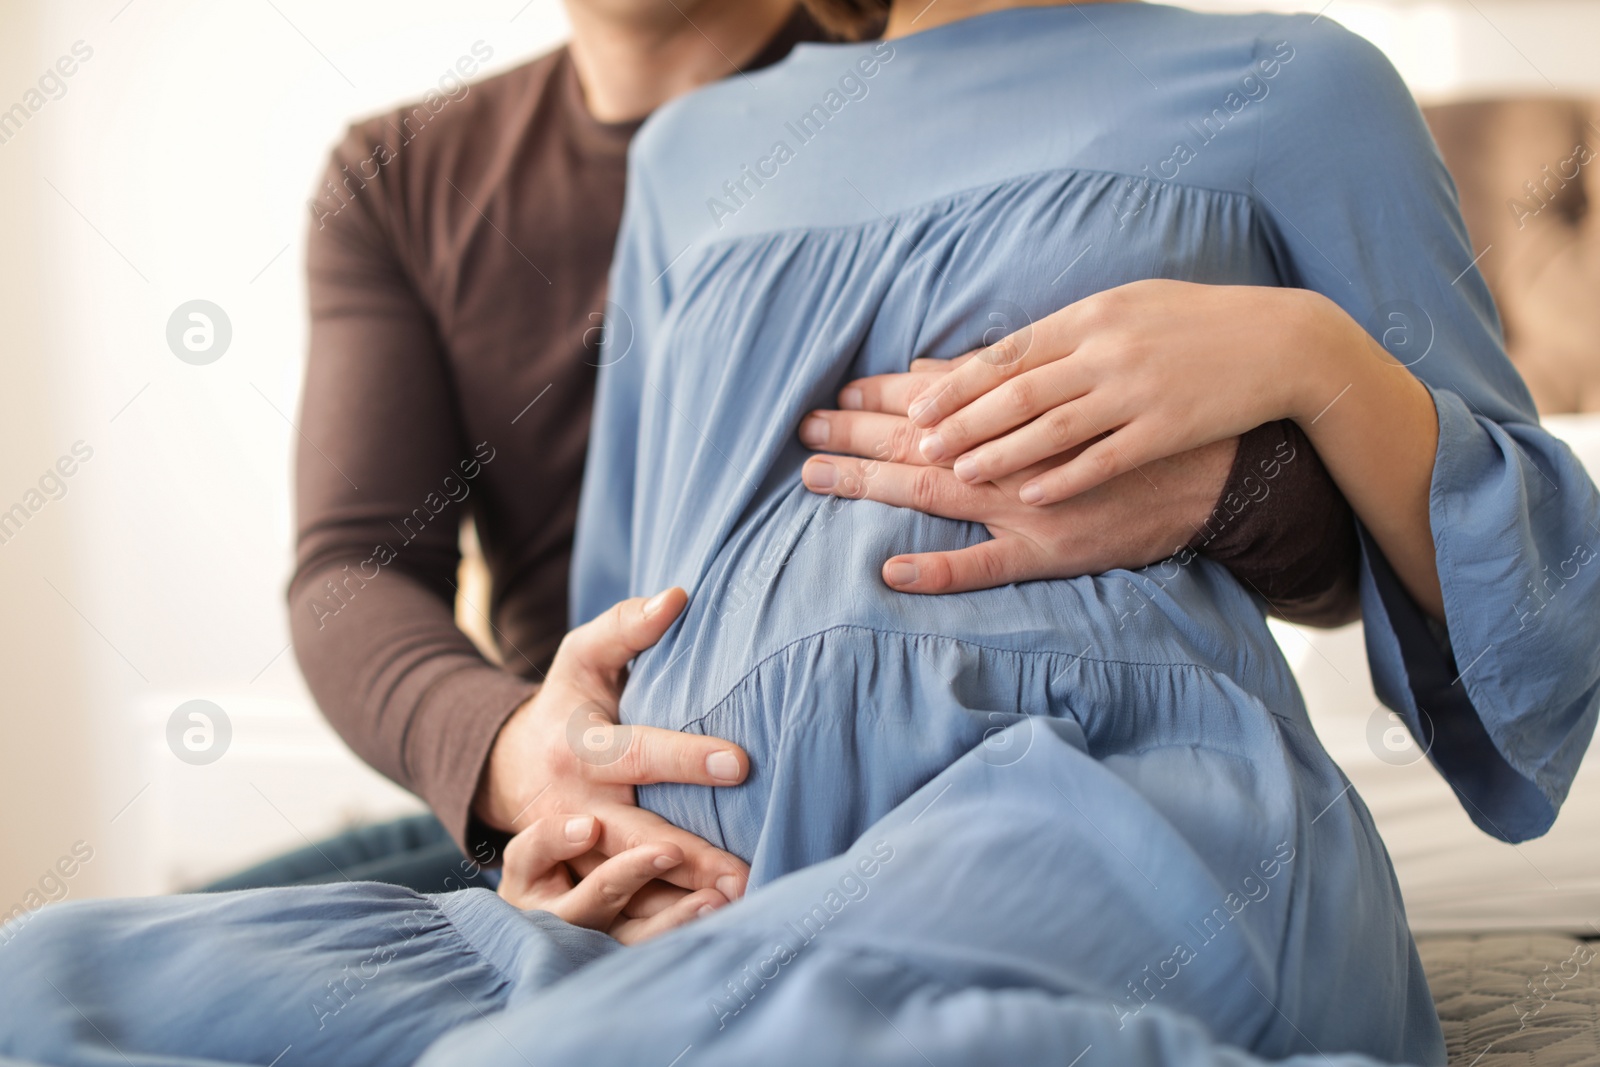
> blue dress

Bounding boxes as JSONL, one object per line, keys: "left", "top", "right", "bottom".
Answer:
{"left": 3, "top": 8, "right": 1596, "bottom": 1067}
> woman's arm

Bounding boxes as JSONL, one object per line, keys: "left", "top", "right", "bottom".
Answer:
{"left": 1287, "top": 291, "right": 1443, "bottom": 620}
{"left": 888, "top": 281, "right": 1443, "bottom": 619}
{"left": 884, "top": 17, "right": 1600, "bottom": 843}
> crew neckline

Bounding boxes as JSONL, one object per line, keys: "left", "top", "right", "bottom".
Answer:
{"left": 557, "top": 6, "right": 828, "bottom": 156}
{"left": 556, "top": 49, "right": 643, "bottom": 158}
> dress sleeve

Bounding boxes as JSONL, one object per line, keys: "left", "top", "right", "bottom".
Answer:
{"left": 1250, "top": 18, "right": 1600, "bottom": 841}
{"left": 570, "top": 153, "right": 672, "bottom": 628}
{"left": 293, "top": 127, "right": 538, "bottom": 858}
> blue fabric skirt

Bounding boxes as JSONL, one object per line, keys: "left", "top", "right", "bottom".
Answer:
{"left": 0, "top": 719, "right": 1441, "bottom": 1066}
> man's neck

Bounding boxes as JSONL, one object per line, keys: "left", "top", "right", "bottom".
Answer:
{"left": 885, "top": 0, "right": 1131, "bottom": 39}
{"left": 566, "top": 0, "right": 797, "bottom": 123}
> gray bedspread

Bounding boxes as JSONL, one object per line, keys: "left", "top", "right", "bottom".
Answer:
{"left": 1420, "top": 934, "right": 1600, "bottom": 1066}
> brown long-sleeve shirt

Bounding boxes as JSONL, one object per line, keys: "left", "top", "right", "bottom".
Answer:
{"left": 290, "top": 14, "right": 1358, "bottom": 858}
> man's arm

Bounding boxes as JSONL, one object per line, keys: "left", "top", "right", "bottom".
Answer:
{"left": 1189, "top": 419, "right": 1360, "bottom": 627}
{"left": 292, "top": 131, "right": 749, "bottom": 900}
{"left": 798, "top": 360, "right": 1358, "bottom": 624}
{"left": 294, "top": 131, "right": 526, "bottom": 857}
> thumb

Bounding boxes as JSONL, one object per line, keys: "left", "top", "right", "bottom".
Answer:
{"left": 881, "top": 540, "right": 1045, "bottom": 595}
{"left": 555, "top": 588, "right": 688, "bottom": 680}
{"left": 499, "top": 814, "right": 601, "bottom": 899}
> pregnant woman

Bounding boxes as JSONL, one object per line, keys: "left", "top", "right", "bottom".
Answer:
{"left": 5, "top": 3, "right": 1597, "bottom": 1066}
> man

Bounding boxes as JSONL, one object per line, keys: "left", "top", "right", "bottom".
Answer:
{"left": 272, "top": 0, "right": 1355, "bottom": 932}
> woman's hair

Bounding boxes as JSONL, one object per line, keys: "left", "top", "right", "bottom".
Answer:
{"left": 802, "top": 0, "right": 891, "bottom": 40}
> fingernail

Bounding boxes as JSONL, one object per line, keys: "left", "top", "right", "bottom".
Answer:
{"left": 802, "top": 458, "right": 836, "bottom": 490}
{"left": 706, "top": 750, "right": 741, "bottom": 782}
{"left": 643, "top": 591, "right": 671, "bottom": 617}
{"left": 716, "top": 874, "right": 744, "bottom": 901}
{"left": 953, "top": 455, "right": 979, "bottom": 482}
{"left": 564, "top": 815, "right": 595, "bottom": 842}
{"left": 908, "top": 397, "right": 935, "bottom": 425}
{"left": 839, "top": 387, "right": 863, "bottom": 410}
{"left": 798, "top": 415, "right": 830, "bottom": 448}
{"left": 653, "top": 853, "right": 680, "bottom": 872}
{"left": 884, "top": 560, "right": 918, "bottom": 587}
{"left": 919, "top": 433, "right": 947, "bottom": 462}
{"left": 1019, "top": 483, "right": 1045, "bottom": 505}
{"left": 697, "top": 903, "right": 720, "bottom": 918}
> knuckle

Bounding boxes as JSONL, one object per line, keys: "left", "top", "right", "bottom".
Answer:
{"left": 611, "top": 734, "right": 650, "bottom": 778}
{"left": 1042, "top": 408, "right": 1076, "bottom": 448}
{"left": 503, "top": 832, "right": 532, "bottom": 869}
{"left": 677, "top": 741, "right": 708, "bottom": 782}
{"left": 1099, "top": 285, "right": 1131, "bottom": 312}
{"left": 1004, "top": 377, "right": 1036, "bottom": 417}
{"left": 837, "top": 462, "right": 868, "bottom": 499}
{"left": 503, "top": 827, "right": 549, "bottom": 875}
{"left": 1118, "top": 335, "right": 1150, "bottom": 370}
{"left": 567, "top": 705, "right": 631, "bottom": 769}
{"left": 548, "top": 722, "right": 585, "bottom": 776}
{"left": 886, "top": 423, "right": 919, "bottom": 464}
{"left": 1081, "top": 291, "right": 1119, "bottom": 329}
{"left": 1088, "top": 448, "right": 1120, "bottom": 480}
{"left": 985, "top": 334, "right": 1024, "bottom": 369}
{"left": 977, "top": 549, "right": 1010, "bottom": 585}
{"left": 552, "top": 630, "right": 581, "bottom": 665}
{"left": 910, "top": 467, "right": 945, "bottom": 512}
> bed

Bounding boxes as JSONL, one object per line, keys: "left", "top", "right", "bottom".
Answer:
{"left": 1284, "top": 414, "right": 1600, "bottom": 1066}
{"left": 1272, "top": 95, "right": 1600, "bottom": 1064}
{"left": 1421, "top": 934, "right": 1600, "bottom": 1066}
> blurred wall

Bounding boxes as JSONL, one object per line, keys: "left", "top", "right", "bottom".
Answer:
{"left": 1186, "top": 0, "right": 1600, "bottom": 101}
{"left": 0, "top": 0, "right": 571, "bottom": 908}
{"left": 0, "top": 1, "right": 100, "bottom": 910}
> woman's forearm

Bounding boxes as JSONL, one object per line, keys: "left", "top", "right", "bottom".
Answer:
{"left": 874, "top": 279, "right": 1448, "bottom": 622}
{"left": 1288, "top": 292, "right": 1445, "bottom": 621}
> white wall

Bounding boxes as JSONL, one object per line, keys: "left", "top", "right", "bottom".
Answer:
{"left": 0, "top": 0, "right": 1596, "bottom": 909}
{"left": 0, "top": 0, "right": 572, "bottom": 908}
{"left": 0, "top": 0, "right": 101, "bottom": 914}
{"left": 1183, "top": 0, "right": 1600, "bottom": 101}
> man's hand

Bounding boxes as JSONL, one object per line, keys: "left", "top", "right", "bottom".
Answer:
{"left": 497, "top": 813, "right": 730, "bottom": 945}
{"left": 798, "top": 358, "right": 1237, "bottom": 592}
{"left": 474, "top": 589, "right": 750, "bottom": 903}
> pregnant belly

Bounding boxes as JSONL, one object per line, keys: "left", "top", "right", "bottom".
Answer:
{"left": 619, "top": 484, "right": 1294, "bottom": 885}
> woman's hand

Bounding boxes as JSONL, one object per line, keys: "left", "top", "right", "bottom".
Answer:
{"left": 474, "top": 589, "right": 752, "bottom": 902}
{"left": 886, "top": 279, "right": 1444, "bottom": 619}
{"left": 902, "top": 280, "right": 1327, "bottom": 505}
{"left": 798, "top": 358, "right": 1237, "bottom": 592}
{"left": 497, "top": 814, "right": 730, "bottom": 945}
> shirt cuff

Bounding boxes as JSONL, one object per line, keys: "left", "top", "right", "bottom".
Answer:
{"left": 1188, "top": 419, "right": 1359, "bottom": 616}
